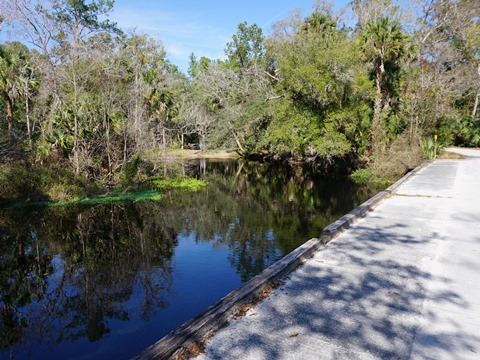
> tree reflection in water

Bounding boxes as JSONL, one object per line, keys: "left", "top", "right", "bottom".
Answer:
{"left": 0, "top": 203, "right": 176, "bottom": 358}
{"left": 0, "top": 160, "right": 378, "bottom": 359}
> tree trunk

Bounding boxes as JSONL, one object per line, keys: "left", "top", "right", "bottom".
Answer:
{"left": 25, "top": 90, "right": 31, "bottom": 139}
{"left": 372, "top": 65, "right": 383, "bottom": 149}
{"left": 71, "top": 60, "right": 80, "bottom": 175}
{"left": 5, "top": 93, "right": 14, "bottom": 134}
{"left": 105, "top": 111, "right": 113, "bottom": 178}
{"left": 123, "top": 130, "right": 128, "bottom": 164}
{"left": 134, "top": 71, "right": 139, "bottom": 144}
{"left": 474, "top": 64, "right": 480, "bottom": 121}
{"left": 73, "top": 112, "right": 80, "bottom": 174}
{"left": 472, "top": 90, "right": 479, "bottom": 121}
{"left": 232, "top": 131, "right": 244, "bottom": 152}
{"left": 372, "top": 59, "right": 385, "bottom": 153}
{"left": 201, "top": 134, "right": 206, "bottom": 152}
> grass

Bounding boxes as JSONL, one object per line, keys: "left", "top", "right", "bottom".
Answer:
{"left": 438, "top": 150, "right": 464, "bottom": 159}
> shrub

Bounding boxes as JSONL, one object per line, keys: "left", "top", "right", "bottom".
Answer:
{"left": 421, "top": 137, "right": 436, "bottom": 160}
{"left": 350, "top": 168, "right": 370, "bottom": 184}
{"left": 121, "top": 155, "right": 141, "bottom": 187}
{"left": 456, "top": 116, "right": 480, "bottom": 147}
{"left": 352, "top": 133, "right": 423, "bottom": 188}
{"left": 0, "top": 162, "right": 99, "bottom": 204}
{"left": 0, "top": 162, "right": 45, "bottom": 202}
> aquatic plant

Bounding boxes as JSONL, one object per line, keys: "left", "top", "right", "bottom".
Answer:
{"left": 8, "top": 190, "right": 162, "bottom": 209}
{"left": 150, "top": 176, "right": 207, "bottom": 192}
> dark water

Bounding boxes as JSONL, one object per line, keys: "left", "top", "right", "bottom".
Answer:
{"left": 0, "top": 160, "right": 379, "bottom": 360}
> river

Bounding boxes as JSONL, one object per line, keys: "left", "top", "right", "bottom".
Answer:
{"left": 0, "top": 159, "right": 379, "bottom": 360}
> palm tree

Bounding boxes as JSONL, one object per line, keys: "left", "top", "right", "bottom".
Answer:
{"left": 360, "top": 17, "right": 410, "bottom": 149}
{"left": 0, "top": 45, "right": 18, "bottom": 134}
{"left": 19, "top": 62, "right": 39, "bottom": 140}
{"left": 0, "top": 43, "right": 29, "bottom": 136}
{"left": 302, "top": 12, "right": 337, "bottom": 36}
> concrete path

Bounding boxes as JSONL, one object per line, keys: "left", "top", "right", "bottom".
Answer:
{"left": 196, "top": 148, "right": 480, "bottom": 360}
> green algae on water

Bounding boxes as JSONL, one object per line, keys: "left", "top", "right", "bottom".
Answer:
{"left": 150, "top": 177, "right": 207, "bottom": 192}
{"left": 3, "top": 177, "right": 207, "bottom": 210}
{"left": 8, "top": 190, "right": 161, "bottom": 209}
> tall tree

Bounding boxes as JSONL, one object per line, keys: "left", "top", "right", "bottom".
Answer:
{"left": 360, "top": 16, "right": 411, "bottom": 150}
{"left": 260, "top": 11, "right": 370, "bottom": 159}
{"left": 0, "top": 43, "right": 30, "bottom": 135}
{"left": 45, "top": 0, "right": 119, "bottom": 173}
{"left": 122, "top": 32, "right": 168, "bottom": 152}
{"left": 352, "top": 0, "right": 403, "bottom": 28}
{"left": 412, "top": 0, "right": 480, "bottom": 146}
{"left": 225, "top": 22, "right": 265, "bottom": 74}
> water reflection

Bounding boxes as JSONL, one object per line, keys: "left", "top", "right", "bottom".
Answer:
{"left": 0, "top": 160, "right": 378, "bottom": 359}
{"left": 0, "top": 203, "right": 176, "bottom": 359}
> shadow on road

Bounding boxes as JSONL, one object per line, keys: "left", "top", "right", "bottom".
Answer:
{"left": 201, "top": 216, "right": 479, "bottom": 359}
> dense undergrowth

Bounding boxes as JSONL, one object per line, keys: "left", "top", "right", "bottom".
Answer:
{"left": 351, "top": 134, "right": 425, "bottom": 187}
{"left": 0, "top": 161, "right": 97, "bottom": 204}
{"left": 0, "top": 159, "right": 206, "bottom": 208}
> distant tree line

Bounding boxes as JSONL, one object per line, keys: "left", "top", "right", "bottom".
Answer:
{"left": 0, "top": 0, "right": 479, "bottom": 185}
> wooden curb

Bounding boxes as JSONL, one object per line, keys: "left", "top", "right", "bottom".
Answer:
{"left": 133, "top": 161, "right": 431, "bottom": 360}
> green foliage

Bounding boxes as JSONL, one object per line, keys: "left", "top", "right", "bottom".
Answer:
{"left": 421, "top": 137, "right": 436, "bottom": 160}
{"left": 274, "top": 15, "right": 354, "bottom": 112}
{"left": 350, "top": 167, "right": 393, "bottom": 188}
{"left": 350, "top": 168, "right": 370, "bottom": 184}
{"left": 48, "top": 0, "right": 120, "bottom": 37}
{"left": 41, "top": 166, "right": 91, "bottom": 201}
{"left": 0, "top": 163, "right": 45, "bottom": 202}
{"left": 225, "top": 22, "right": 265, "bottom": 73}
{"left": 149, "top": 176, "right": 207, "bottom": 192}
{"left": 256, "top": 11, "right": 372, "bottom": 160}
{"left": 0, "top": 162, "right": 97, "bottom": 204}
{"left": 456, "top": 116, "right": 480, "bottom": 147}
{"left": 329, "top": 102, "right": 373, "bottom": 154}
{"left": 360, "top": 16, "right": 414, "bottom": 150}
{"left": 0, "top": 42, "right": 33, "bottom": 133}
{"left": 121, "top": 155, "right": 142, "bottom": 187}
{"left": 360, "top": 17, "right": 412, "bottom": 66}
{"left": 260, "top": 100, "right": 351, "bottom": 158}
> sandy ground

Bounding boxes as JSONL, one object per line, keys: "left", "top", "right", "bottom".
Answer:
{"left": 147, "top": 149, "right": 240, "bottom": 160}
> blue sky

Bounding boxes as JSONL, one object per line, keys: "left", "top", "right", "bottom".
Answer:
{"left": 109, "top": 0, "right": 350, "bottom": 73}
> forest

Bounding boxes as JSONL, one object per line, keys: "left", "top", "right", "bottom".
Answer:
{"left": 0, "top": 0, "right": 479, "bottom": 202}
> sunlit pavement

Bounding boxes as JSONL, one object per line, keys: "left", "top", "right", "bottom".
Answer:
{"left": 196, "top": 148, "right": 480, "bottom": 360}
